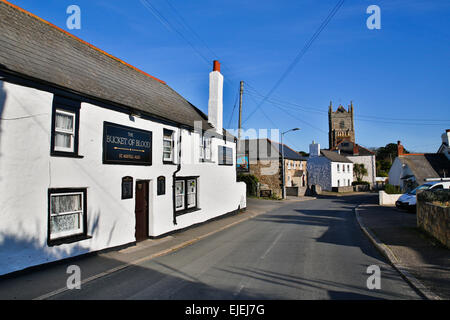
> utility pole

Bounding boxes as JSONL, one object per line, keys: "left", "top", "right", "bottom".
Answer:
{"left": 238, "top": 81, "right": 243, "bottom": 141}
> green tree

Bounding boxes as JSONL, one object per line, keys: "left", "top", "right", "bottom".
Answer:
{"left": 354, "top": 163, "right": 368, "bottom": 182}
{"left": 375, "top": 143, "right": 409, "bottom": 176}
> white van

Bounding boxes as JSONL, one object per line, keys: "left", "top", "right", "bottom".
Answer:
{"left": 395, "top": 180, "right": 450, "bottom": 212}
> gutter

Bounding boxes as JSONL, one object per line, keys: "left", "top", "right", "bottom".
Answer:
{"left": 172, "top": 127, "right": 182, "bottom": 225}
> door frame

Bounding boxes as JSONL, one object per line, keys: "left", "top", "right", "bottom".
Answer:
{"left": 135, "top": 179, "right": 150, "bottom": 241}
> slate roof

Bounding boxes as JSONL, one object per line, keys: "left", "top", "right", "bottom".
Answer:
{"left": 320, "top": 150, "right": 353, "bottom": 163}
{"left": 270, "top": 141, "right": 308, "bottom": 161}
{"left": 333, "top": 141, "right": 375, "bottom": 156}
{"left": 399, "top": 154, "right": 450, "bottom": 183}
{"left": 0, "top": 1, "right": 215, "bottom": 131}
{"left": 243, "top": 139, "right": 308, "bottom": 161}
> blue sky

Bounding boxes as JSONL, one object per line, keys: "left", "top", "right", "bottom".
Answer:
{"left": 10, "top": 0, "right": 450, "bottom": 152}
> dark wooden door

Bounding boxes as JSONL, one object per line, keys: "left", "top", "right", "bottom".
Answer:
{"left": 135, "top": 180, "right": 149, "bottom": 242}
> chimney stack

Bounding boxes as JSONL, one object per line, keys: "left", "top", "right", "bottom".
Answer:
{"left": 397, "top": 140, "right": 404, "bottom": 156}
{"left": 309, "top": 141, "right": 320, "bottom": 157}
{"left": 353, "top": 143, "right": 359, "bottom": 155}
{"left": 208, "top": 60, "right": 223, "bottom": 134}
{"left": 442, "top": 129, "right": 450, "bottom": 146}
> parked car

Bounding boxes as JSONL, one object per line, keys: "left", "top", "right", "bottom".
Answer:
{"left": 395, "top": 180, "right": 450, "bottom": 212}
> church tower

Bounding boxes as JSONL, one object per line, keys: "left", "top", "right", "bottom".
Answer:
{"left": 328, "top": 101, "right": 355, "bottom": 149}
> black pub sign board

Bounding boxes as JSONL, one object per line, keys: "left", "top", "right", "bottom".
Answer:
{"left": 103, "top": 122, "right": 152, "bottom": 165}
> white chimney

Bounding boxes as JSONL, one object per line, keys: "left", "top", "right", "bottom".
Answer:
{"left": 309, "top": 141, "right": 320, "bottom": 157}
{"left": 442, "top": 129, "right": 450, "bottom": 146}
{"left": 208, "top": 60, "right": 223, "bottom": 134}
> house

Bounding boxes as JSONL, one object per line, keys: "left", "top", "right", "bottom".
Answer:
{"left": 307, "top": 141, "right": 354, "bottom": 193}
{"left": 0, "top": 1, "right": 245, "bottom": 275}
{"left": 388, "top": 141, "right": 450, "bottom": 192}
{"left": 437, "top": 129, "right": 450, "bottom": 160}
{"left": 332, "top": 140, "right": 376, "bottom": 187}
{"left": 241, "top": 139, "right": 308, "bottom": 198}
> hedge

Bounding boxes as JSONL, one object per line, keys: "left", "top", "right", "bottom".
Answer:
{"left": 384, "top": 184, "right": 402, "bottom": 194}
{"left": 352, "top": 181, "right": 370, "bottom": 186}
{"left": 237, "top": 173, "right": 259, "bottom": 196}
{"left": 417, "top": 189, "right": 450, "bottom": 206}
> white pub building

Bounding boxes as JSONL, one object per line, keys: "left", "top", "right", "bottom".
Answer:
{"left": 0, "top": 1, "right": 245, "bottom": 275}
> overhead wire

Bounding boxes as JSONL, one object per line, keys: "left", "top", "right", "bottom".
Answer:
{"left": 242, "top": 0, "right": 346, "bottom": 125}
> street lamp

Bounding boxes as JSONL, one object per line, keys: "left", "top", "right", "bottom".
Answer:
{"left": 281, "top": 128, "right": 300, "bottom": 199}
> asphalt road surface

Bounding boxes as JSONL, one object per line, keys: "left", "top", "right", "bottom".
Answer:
{"left": 50, "top": 194, "right": 422, "bottom": 300}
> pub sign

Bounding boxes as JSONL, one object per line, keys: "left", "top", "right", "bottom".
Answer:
{"left": 103, "top": 122, "right": 152, "bottom": 165}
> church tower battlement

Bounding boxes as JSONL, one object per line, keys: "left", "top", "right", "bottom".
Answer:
{"left": 328, "top": 101, "right": 355, "bottom": 149}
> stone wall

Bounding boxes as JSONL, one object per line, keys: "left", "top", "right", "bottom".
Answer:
{"left": 286, "top": 186, "right": 308, "bottom": 196}
{"left": 249, "top": 159, "right": 282, "bottom": 198}
{"left": 331, "top": 186, "right": 353, "bottom": 193}
{"left": 417, "top": 202, "right": 450, "bottom": 248}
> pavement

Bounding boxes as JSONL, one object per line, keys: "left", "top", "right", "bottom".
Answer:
{"left": 356, "top": 203, "right": 450, "bottom": 300}
{"left": 0, "top": 196, "right": 314, "bottom": 300}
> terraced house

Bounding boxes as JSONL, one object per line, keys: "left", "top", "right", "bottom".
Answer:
{"left": 0, "top": 1, "right": 246, "bottom": 275}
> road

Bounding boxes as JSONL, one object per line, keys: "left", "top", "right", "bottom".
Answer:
{"left": 50, "top": 194, "right": 421, "bottom": 299}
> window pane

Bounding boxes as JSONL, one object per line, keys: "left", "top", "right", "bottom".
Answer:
{"left": 55, "top": 112, "right": 74, "bottom": 131}
{"left": 175, "top": 181, "right": 184, "bottom": 195}
{"left": 55, "top": 132, "right": 72, "bottom": 149}
{"left": 187, "top": 180, "right": 196, "bottom": 208}
{"left": 176, "top": 195, "right": 184, "bottom": 208}
{"left": 51, "top": 213, "right": 80, "bottom": 233}
{"left": 187, "top": 194, "right": 196, "bottom": 207}
{"left": 51, "top": 194, "right": 82, "bottom": 214}
{"left": 163, "top": 152, "right": 172, "bottom": 160}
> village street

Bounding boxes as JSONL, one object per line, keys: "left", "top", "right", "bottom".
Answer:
{"left": 32, "top": 194, "right": 420, "bottom": 300}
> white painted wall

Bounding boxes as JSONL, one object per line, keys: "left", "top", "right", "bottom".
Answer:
{"left": 308, "top": 156, "right": 354, "bottom": 191}
{"left": 307, "top": 156, "right": 331, "bottom": 190}
{"left": 330, "top": 162, "right": 354, "bottom": 187}
{"left": 388, "top": 157, "right": 403, "bottom": 187}
{"left": 347, "top": 155, "right": 376, "bottom": 186}
{"left": 378, "top": 191, "right": 402, "bottom": 205}
{"left": 0, "top": 81, "right": 246, "bottom": 275}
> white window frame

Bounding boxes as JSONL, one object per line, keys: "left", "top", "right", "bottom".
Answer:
{"left": 163, "top": 130, "right": 174, "bottom": 162}
{"left": 186, "top": 179, "right": 197, "bottom": 209}
{"left": 200, "top": 134, "right": 212, "bottom": 161}
{"left": 54, "top": 109, "right": 76, "bottom": 153}
{"left": 175, "top": 177, "right": 198, "bottom": 213}
{"left": 49, "top": 191, "right": 84, "bottom": 240}
{"left": 175, "top": 180, "right": 185, "bottom": 211}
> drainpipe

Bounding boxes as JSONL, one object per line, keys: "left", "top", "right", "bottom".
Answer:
{"left": 172, "top": 127, "right": 182, "bottom": 225}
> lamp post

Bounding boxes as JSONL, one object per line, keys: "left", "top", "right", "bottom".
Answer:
{"left": 281, "top": 128, "right": 300, "bottom": 199}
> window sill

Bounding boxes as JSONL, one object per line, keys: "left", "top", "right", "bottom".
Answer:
{"left": 163, "top": 160, "right": 176, "bottom": 165}
{"left": 51, "top": 151, "right": 84, "bottom": 159}
{"left": 199, "top": 159, "right": 215, "bottom": 163}
{"left": 175, "top": 207, "right": 201, "bottom": 217}
{"left": 218, "top": 163, "right": 234, "bottom": 166}
{"left": 47, "top": 234, "right": 92, "bottom": 246}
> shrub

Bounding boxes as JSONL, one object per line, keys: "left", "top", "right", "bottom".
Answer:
{"left": 237, "top": 173, "right": 259, "bottom": 196}
{"left": 417, "top": 189, "right": 450, "bottom": 207}
{"left": 384, "top": 183, "right": 402, "bottom": 194}
{"left": 352, "top": 181, "right": 370, "bottom": 186}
